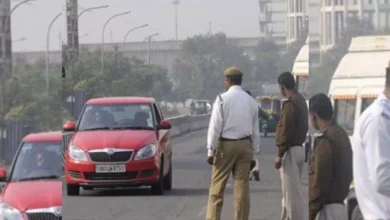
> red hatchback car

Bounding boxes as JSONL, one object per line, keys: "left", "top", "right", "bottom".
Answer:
{"left": 63, "top": 97, "right": 173, "bottom": 196}
{"left": 0, "top": 131, "right": 62, "bottom": 220}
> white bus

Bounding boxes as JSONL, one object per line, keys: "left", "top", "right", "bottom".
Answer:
{"left": 293, "top": 37, "right": 309, "bottom": 97}
{"left": 328, "top": 35, "right": 390, "bottom": 220}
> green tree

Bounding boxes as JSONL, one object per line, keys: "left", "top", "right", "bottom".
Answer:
{"left": 171, "top": 32, "right": 254, "bottom": 101}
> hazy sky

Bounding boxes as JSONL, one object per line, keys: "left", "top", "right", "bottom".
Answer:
{"left": 11, "top": 0, "right": 260, "bottom": 52}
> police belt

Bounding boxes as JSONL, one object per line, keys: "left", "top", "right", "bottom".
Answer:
{"left": 219, "top": 136, "right": 251, "bottom": 142}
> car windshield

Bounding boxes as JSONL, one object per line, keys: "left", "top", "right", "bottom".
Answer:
{"left": 260, "top": 99, "right": 272, "bottom": 110}
{"left": 78, "top": 103, "right": 155, "bottom": 131}
{"left": 334, "top": 99, "right": 356, "bottom": 135}
{"left": 10, "top": 142, "right": 62, "bottom": 182}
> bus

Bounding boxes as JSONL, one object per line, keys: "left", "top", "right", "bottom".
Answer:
{"left": 328, "top": 35, "right": 390, "bottom": 220}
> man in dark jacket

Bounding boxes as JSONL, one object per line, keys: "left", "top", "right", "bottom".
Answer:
{"left": 275, "top": 72, "right": 308, "bottom": 220}
{"left": 308, "top": 93, "right": 352, "bottom": 220}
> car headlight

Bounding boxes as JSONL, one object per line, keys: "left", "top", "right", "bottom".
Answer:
{"left": 68, "top": 145, "right": 88, "bottom": 161}
{"left": 135, "top": 144, "right": 157, "bottom": 160}
{"left": 0, "top": 203, "right": 23, "bottom": 220}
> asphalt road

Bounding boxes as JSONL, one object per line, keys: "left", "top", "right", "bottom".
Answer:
{"left": 63, "top": 130, "right": 308, "bottom": 220}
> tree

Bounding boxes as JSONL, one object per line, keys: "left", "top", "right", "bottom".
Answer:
{"left": 171, "top": 32, "right": 254, "bottom": 101}
{"left": 252, "top": 39, "right": 281, "bottom": 85}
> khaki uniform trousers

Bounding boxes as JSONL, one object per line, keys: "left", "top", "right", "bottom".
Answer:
{"left": 315, "top": 204, "right": 348, "bottom": 220}
{"left": 206, "top": 139, "right": 253, "bottom": 220}
{"left": 280, "top": 146, "right": 306, "bottom": 220}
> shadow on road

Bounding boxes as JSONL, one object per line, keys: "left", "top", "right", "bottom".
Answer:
{"left": 76, "top": 185, "right": 281, "bottom": 197}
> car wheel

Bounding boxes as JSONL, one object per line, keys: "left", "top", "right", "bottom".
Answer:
{"left": 351, "top": 205, "right": 364, "bottom": 220}
{"left": 163, "top": 158, "right": 172, "bottom": 191}
{"left": 67, "top": 184, "right": 80, "bottom": 196}
{"left": 151, "top": 159, "right": 164, "bottom": 195}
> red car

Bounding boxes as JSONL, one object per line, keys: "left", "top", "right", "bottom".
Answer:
{"left": 0, "top": 131, "right": 62, "bottom": 220}
{"left": 63, "top": 97, "right": 173, "bottom": 196}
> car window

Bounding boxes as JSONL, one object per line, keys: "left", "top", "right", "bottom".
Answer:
{"left": 78, "top": 103, "right": 155, "bottom": 130}
{"left": 10, "top": 142, "right": 62, "bottom": 181}
{"left": 153, "top": 104, "right": 162, "bottom": 122}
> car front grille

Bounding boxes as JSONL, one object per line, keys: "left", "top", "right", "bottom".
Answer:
{"left": 27, "top": 213, "right": 61, "bottom": 220}
{"left": 84, "top": 172, "right": 138, "bottom": 181}
{"left": 89, "top": 151, "right": 133, "bottom": 162}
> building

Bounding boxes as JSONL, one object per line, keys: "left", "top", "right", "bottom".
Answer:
{"left": 286, "top": 0, "right": 309, "bottom": 44}
{"left": 258, "top": 0, "right": 288, "bottom": 45}
{"left": 319, "top": 0, "right": 390, "bottom": 52}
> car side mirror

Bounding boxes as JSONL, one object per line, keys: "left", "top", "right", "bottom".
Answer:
{"left": 158, "top": 120, "right": 171, "bottom": 130}
{"left": 63, "top": 121, "right": 76, "bottom": 132}
{"left": 0, "top": 168, "right": 7, "bottom": 181}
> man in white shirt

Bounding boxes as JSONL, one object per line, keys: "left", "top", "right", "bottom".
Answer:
{"left": 205, "top": 67, "right": 260, "bottom": 220}
{"left": 352, "top": 64, "right": 390, "bottom": 219}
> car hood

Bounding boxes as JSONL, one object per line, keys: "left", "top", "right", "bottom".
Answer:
{"left": 71, "top": 130, "right": 157, "bottom": 150}
{"left": 1, "top": 180, "right": 61, "bottom": 211}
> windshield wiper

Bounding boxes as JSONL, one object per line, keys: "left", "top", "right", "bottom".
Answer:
{"left": 80, "top": 127, "right": 112, "bottom": 131}
{"left": 112, "top": 126, "right": 153, "bottom": 130}
{"left": 17, "top": 175, "right": 60, "bottom": 182}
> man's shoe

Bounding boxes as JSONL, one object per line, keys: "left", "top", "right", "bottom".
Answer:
{"left": 252, "top": 170, "right": 260, "bottom": 181}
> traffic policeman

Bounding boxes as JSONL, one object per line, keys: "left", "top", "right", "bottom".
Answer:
{"left": 352, "top": 62, "right": 390, "bottom": 219}
{"left": 275, "top": 71, "right": 308, "bottom": 220}
{"left": 308, "top": 93, "right": 352, "bottom": 220}
{"left": 205, "top": 67, "right": 260, "bottom": 220}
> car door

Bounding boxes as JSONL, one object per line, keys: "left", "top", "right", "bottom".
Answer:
{"left": 153, "top": 104, "right": 171, "bottom": 175}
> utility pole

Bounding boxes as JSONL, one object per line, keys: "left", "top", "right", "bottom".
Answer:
{"left": 172, "top": 0, "right": 180, "bottom": 40}
{"left": 66, "top": 0, "right": 78, "bottom": 118}
{"left": 0, "top": 0, "right": 11, "bottom": 162}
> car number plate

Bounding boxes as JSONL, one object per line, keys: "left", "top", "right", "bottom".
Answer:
{"left": 95, "top": 164, "right": 126, "bottom": 173}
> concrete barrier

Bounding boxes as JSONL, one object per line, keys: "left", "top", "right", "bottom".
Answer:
{"left": 166, "top": 114, "right": 210, "bottom": 138}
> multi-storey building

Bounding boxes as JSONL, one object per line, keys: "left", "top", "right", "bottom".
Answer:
{"left": 286, "top": 0, "right": 309, "bottom": 44}
{"left": 258, "top": 0, "right": 288, "bottom": 45}
{"left": 319, "top": 0, "right": 390, "bottom": 52}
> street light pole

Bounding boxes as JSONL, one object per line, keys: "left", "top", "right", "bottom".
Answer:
{"left": 46, "top": 12, "right": 62, "bottom": 96}
{"left": 101, "top": 11, "right": 131, "bottom": 74}
{"left": 123, "top": 24, "right": 148, "bottom": 43}
{"left": 143, "top": 33, "right": 160, "bottom": 64}
{"left": 0, "top": 0, "right": 35, "bottom": 162}
{"left": 172, "top": 0, "right": 180, "bottom": 40}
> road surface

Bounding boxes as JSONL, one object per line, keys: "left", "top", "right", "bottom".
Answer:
{"left": 63, "top": 130, "right": 308, "bottom": 220}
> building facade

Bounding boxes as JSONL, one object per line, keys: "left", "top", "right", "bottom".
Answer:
{"left": 258, "top": 0, "right": 288, "bottom": 45}
{"left": 319, "top": 0, "right": 390, "bottom": 52}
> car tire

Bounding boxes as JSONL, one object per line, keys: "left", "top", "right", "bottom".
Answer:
{"left": 67, "top": 184, "right": 80, "bottom": 196}
{"left": 163, "top": 159, "right": 172, "bottom": 191}
{"left": 351, "top": 205, "right": 364, "bottom": 220}
{"left": 151, "top": 159, "right": 164, "bottom": 195}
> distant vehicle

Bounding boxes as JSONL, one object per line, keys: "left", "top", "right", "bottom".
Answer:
{"left": 328, "top": 35, "right": 389, "bottom": 220}
{"left": 191, "top": 99, "right": 211, "bottom": 115}
{"left": 0, "top": 131, "right": 62, "bottom": 219}
{"left": 63, "top": 96, "right": 173, "bottom": 196}
{"left": 256, "top": 95, "right": 281, "bottom": 137}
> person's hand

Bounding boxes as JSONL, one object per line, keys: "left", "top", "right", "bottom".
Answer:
{"left": 250, "top": 160, "right": 256, "bottom": 170}
{"left": 207, "top": 156, "right": 214, "bottom": 165}
{"left": 274, "top": 156, "right": 282, "bottom": 170}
